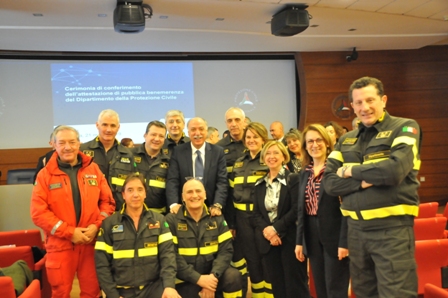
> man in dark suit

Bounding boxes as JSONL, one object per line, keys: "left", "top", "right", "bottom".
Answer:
{"left": 166, "top": 117, "right": 228, "bottom": 216}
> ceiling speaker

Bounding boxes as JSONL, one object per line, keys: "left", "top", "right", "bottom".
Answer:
{"left": 114, "top": 3, "right": 145, "bottom": 33}
{"left": 271, "top": 8, "right": 309, "bottom": 37}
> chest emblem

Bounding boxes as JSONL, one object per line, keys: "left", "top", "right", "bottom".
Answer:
{"left": 343, "top": 138, "right": 358, "bottom": 145}
{"left": 206, "top": 221, "right": 218, "bottom": 230}
{"left": 49, "top": 183, "right": 62, "bottom": 190}
{"left": 224, "top": 149, "right": 229, "bottom": 154}
{"left": 83, "top": 150, "right": 94, "bottom": 157}
{"left": 120, "top": 157, "right": 131, "bottom": 164}
{"left": 87, "top": 179, "right": 98, "bottom": 186}
{"left": 134, "top": 157, "right": 142, "bottom": 163}
{"left": 177, "top": 223, "right": 188, "bottom": 231}
{"left": 112, "top": 225, "right": 123, "bottom": 233}
{"left": 148, "top": 221, "right": 160, "bottom": 229}
{"left": 234, "top": 162, "right": 244, "bottom": 168}
{"left": 160, "top": 162, "right": 169, "bottom": 169}
{"left": 376, "top": 131, "right": 392, "bottom": 139}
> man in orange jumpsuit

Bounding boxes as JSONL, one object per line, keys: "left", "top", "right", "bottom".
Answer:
{"left": 31, "top": 125, "right": 115, "bottom": 298}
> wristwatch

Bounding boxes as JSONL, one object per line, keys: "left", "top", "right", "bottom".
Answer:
{"left": 212, "top": 203, "right": 223, "bottom": 210}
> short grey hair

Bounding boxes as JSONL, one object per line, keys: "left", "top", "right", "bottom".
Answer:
{"left": 224, "top": 107, "right": 245, "bottom": 121}
{"left": 98, "top": 109, "right": 120, "bottom": 123}
{"left": 165, "top": 110, "right": 185, "bottom": 124}
{"left": 53, "top": 125, "right": 80, "bottom": 142}
{"left": 187, "top": 117, "right": 208, "bottom": 129}
{"left": 207, "top": 127, "right": 218, "bottom": 138}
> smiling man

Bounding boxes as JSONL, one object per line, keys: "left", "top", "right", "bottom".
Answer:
{"left": 166, "top": 117, "right": 228, "bottom": 215}
{"left": 95, "top": 174, "right": 180, "bottom": 298}
{"left": 166, "top": 179, "right": 242, "bottom": 298}
{"left": 162, "top": 110, "right": 190, "bottom": 157}
{"left": 80, "top": 109, "right": 135, "bottom": 210}
{"left": 31, "top": 125, "right": 115, "bottom": 298}
{"left": 323, "top": 77, "right": 422, "bottom": 297}
{"left": 131, "top": 120, "right": 170, "bottom": 214}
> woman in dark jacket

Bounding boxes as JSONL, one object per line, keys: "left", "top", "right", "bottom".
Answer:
{"left": 295, "top": 124, "right": 350, "bottom": 298}
{"left": 252, "top": 140, "right": 310, "bottom": 298}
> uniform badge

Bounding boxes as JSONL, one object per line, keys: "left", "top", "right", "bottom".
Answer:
{"left": 376, "top": 131, "right": 392, "bottom": 139}
{"left": 144, "top": 242, "right": 158, "bottom": 247}
{"left": 156, "top": 176, "right": 166, "bottom": 182}
{"left": 234, "top": 162, "right": 244, "bottom": 168}
{"left": 204, "top": 240, "right": 219, "bottom": 246}
{"left": 112, "top": 225, "right": 124, "bottom": 233}
{"left": 364, "top": 150, "right": 391, "bottom": 162}
{"left": 163, "top": 149, "right": 169, "bottom": 155}
{"left": 49, "top": 183, "right": 62, "bottom": 190}
{"left": 87, "top": 179, "right": 98, "bottom": 186}
{"left": 85, "top": 174, "right": 97, "bottom": 178}
{"left": 148, "top": 221, "right": 160, "bottom": 229}
{"left": 224, "top": 149, "right": 229, "bottom": 154}
{"left": 178, "top": 223, "right": 188, "bottom": 231}
{"left": 160, "top": 162, "right": 169, "bottom": 169}
{"left": 402, "top": 126, "right": 417, "bottom": 134}
{"left": 83, "top": 150, "right": 94, "bottom": 157}
{"left": 253, "top": 171, "right": 267, "bottom": 176}
{"left": 118, "top": 174, "right": 127, "bottom": 179}
{"left": 134, "top": 157, "right": 142, "bottom": 164}
{"left": 120, "top": 157, "right": 131, "bottom": 164}
{"left": 206, "top": 221, "right": 218, "bottom": 230}
{"left": 343, "top": 138, "right": 358, "bottom": 145}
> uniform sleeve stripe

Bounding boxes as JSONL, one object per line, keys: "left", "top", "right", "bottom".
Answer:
{"left": 229, "top": 179, "right": 234, "bottom": 188}
{"left": 51, "top": 220, "right": 63, "bottom": 235}
{"left": 158, "top": 232, "right": 173, "bottom": 244}
{"left": 95, "top": 241, "right": 113, "bottom": 254}
{"left": 138, "top": 247, "right": 158, "bottom": 257}
{"left": 172, "top": 236, "right": 178, "bottom": 244}
{"left": 218, "top": 231, "right": 232, "bottom": 243}
{"left": 391, "top": 136, "right": 421, "bottom": 170}
{"left": 149, "top": 180, "right": 166, "bottom": 189}
{"left": 111, "top": 177, "right": 125, "bottom": 186}
{"left": 100, "top": 211, "right": 109, "bottom": 218}
{"left": 328, "top": 150, "right": 344, "bottom": 162}
{"left": 113, "top": 249, "right": 134, "bottom": 259}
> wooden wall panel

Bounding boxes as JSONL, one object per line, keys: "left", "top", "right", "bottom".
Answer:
{"left": 299, "top": 45, "right": 448, "bottom": 205}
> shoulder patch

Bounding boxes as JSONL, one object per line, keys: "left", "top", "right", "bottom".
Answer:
{"left": 234, "top": 162, "right": 244, "bottom": 168}
{"left": 112, "top": 225, "right": 123, "bottom": 233}
{"left": 224, "top": 148, "right": 230, "bottom": 154}
{"left": 402, "top": 126, "right": 417, "bottom": 134}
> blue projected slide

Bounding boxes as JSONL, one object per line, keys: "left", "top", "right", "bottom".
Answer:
{"left": 51, "top": 62, "right": 194, "bottom": 142}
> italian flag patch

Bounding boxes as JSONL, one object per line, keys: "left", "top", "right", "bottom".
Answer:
{"left": 402, "top": 126, "right": 417, "bottom": 134}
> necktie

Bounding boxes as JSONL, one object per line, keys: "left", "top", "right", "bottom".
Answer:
{"left": 195, "top": 150, "right": 204, "bottom": 178}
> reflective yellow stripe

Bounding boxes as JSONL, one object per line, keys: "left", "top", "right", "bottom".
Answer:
{"left": 239, "top": 267, "right": 248, "bottom": 275}
{"left": 265, "top": 294, "right": 274, "bottom": 298}
{"left": 252, "top": 293, "right": 265, "bottom": 298}
{"left": 252, "top": 281, "right": 265, "bottom": 290}
{"left": 340, "top": 208, "right": 359, "bottom": 220}
{"left": 233, "top": 202, "right": 253, "bottom": 211}
{"left": 159, "top": 232, "right": 173, "bottom": 244}
{"left": 227, "top": 166, "right": 233, "bottom": 173}
{"left": 172, "top": 236, "right": 178, "bottom": 244}
{"left": 94, "top": 241, "right": 113, "bottom": 254}
{"left": 138, "top": 247, "right": 158, "bottom": 257}
{"left": 218, "top": 231, "right": 232, "bottom": 243}
{"left": 229, "top": 179, "right": 234, "bottom": 188}
{"left": 111, "top": 177, "right": 125, "bottom": 186}
{"left": 200, "top": 245, "right": 218, "bottom": 255}
{"left": 391, "top": 136, "right": 421, "bottom": 170}
{"left": 223, "top": 289, "right": 243, "bottom": 298}
{"left": 113, "top": 249, "right": 134, "bottom": 259}
{"left": 363, "top": 158, "right": 388, "bottom": 164}
{"left": 149, "top": 206, "right": 166, "bottom": 214}
{"left": 149, "top": 179, "right": 166, "bottom": 188}
{"left": 179, "top": 247, "right": 198, "bottom": 256}
{"left": 231, "top": 258, "right": 246, "bottom": 268}
{"left": 328, "top": 150, "right": 344, "bottom": 163}
{"left": 360, "top": 204, "right": 418, "bottom": 220}
{"left": 234, "top": 176, "right": 263, "bottom": 184}
{"left": 264, "top": 281, "right": 272, "bottom": 289}
{"left": 175, "top": 278, "right": 184, "bottom": 285}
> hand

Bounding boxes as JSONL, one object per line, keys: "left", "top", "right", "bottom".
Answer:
{"left": 361, "top": 180, "right": 373, "bottom": 189}
{"left": 295, "top": 245, "right": 305, "bottom": 262}
{"left": 161, "top": 287, "right": 182, "bottom": 298}
{"left": 230, "top": 229, "right": 236, "bottom": 239}
{"left": 82, "top": 224, "right": 98, "bottom": 244}
{"left": 199, "top": 288, "right": 216, "bottom": 298}
{"left": 338, "top": 247, "right": 349, "bottom": 260}
{"left": 269, "top": 235, "right": 282, "bottom": 246}
{"left": 336, "top": 167, "right": 344, "bottom": 178}
{"left": 263, "top": 226, "right": 277, "bottom": 241}
{"left": 209, "top": 207, "right": 222, "bottom": 217}
{"left": 197, "top": 274, "right": 218, "bottom": 292}
{"left": 170, "top": 204, "right": 182, "bottom": 214}
{"left": 71, "top": 227, "right": 89, "bottom": 244}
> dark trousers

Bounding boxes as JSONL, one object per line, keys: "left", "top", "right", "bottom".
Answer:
{"left": 235, "top": 210, "right": 270, "bottom": 296}
{"left": 117, "top": 279, "right": 164, "bottom": 298}
{"left": 176, "top": 267, "right": 243, "bottom": 298}
{"left": 263, "top": 235, "right": 310, "bottom": 298}
{"left": 348, "top": 224, "right": 417, "bottom": 298}
{"left": 305, "top": 216, "right": 350, "bottom": 298}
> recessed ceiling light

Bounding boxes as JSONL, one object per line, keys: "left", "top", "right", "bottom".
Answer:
{"left": 98, "top": 14, "right": 107, "bottom": 17}
{"left": 160, "top": 15, "right": 168, "bottom": 19}
{"left": 215, "top": 18, "right": 224, "bottom": 21}
{"left": 33, "top": 13, "right": 43, "bottom": 17}
{"left": 348, "top": 28, "right": 356, "bottom": 31}
{"left": 310, "top": 24, "right": 319, "bottom": 27}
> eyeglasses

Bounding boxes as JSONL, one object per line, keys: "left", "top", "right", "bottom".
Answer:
{"left": 306, "top": 138, "right": 324, "bottom": 146}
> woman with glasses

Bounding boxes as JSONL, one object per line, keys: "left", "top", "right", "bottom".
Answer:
{"left": 228, "top": 122, "right": 270, "bottom": 297}
{"left": 252, "top": 140, "right": 310, "bottom": 298}
{"left": 284, "top": 128, "right": 304, "bottom": 173}
{"left": 295, "top": 124, "right": 350, "bottom": 298}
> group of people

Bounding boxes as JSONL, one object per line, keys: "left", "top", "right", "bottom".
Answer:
{"left": 30, "top": 76, "right": 422, "bottom": 298}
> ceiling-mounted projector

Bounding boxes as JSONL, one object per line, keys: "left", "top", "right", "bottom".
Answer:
{"left": 271, "top": 6, "right": 310, "bottom": 37}
{"left": 114, "top": 1, "right": 145, "bottom": 33}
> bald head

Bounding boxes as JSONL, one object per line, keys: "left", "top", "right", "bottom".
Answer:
{"left": 270, "top": 121, "right": 284, "bottom": 140}
{"left": 182, "top": 179, "right": 207, "bottom": 211}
